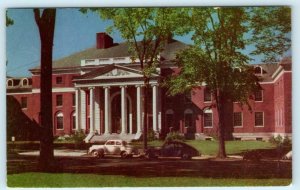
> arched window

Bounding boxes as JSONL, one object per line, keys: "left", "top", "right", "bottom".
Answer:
{"left": 56, "top": 112, "right": 64, "bottom": 130}
{"left": 165, "top": 109, "right": 174, "bottom": 131}
{"left": 184, "top": 109, "right": 193, "bottom": 128}
{"left": 203, "top": 109, "right": 213, "bottom": 128}
{"left": 22, "top": 78, "right": 28, "bottom": 86}
{"left": 7, "top": 79, "right": 13, "bottom": 87}
{"left": 254, "top": 66, "right": 262, "bottom": 75}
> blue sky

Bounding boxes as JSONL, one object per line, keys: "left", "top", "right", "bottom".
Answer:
{"left": 6, "top": 8, "right": 283, "bottom": 77}
{"left": 6, "top": 8, "right": 124, "bottom": 77}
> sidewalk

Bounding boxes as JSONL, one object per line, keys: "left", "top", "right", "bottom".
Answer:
{"left": 18, "top": 149, "right": 88, "bottom": 157}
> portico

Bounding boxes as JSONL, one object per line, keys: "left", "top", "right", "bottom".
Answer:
{"left": 73, "top": 64, "right": 161, "bottom": 141}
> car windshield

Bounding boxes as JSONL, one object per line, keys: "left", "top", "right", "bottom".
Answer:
{"left": 122, "top": 141, "right": 127, "bottom": 146}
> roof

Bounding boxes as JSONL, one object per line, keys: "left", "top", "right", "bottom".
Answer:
{"left": 252, "top": 63, "right": 280, "bottom": 82}
{"left": 32, "top": 40, "right": 189, "bottom": 70}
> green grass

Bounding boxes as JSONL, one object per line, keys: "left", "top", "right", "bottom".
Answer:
{"left": 7, "top": 173, "right": 291, "bottom": 187}
{"left": 136, "top": 140, "right": 275, "bottom": 155}
{"left": 186, "top": 140, "right": 275, "bottom": 155}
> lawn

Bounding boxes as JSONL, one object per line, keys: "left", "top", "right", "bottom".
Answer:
{"left": 7, "top": 173, "right": 291, "bottom": 187}
{"left": 144, "top": 140, "right": 275, "bottom": 155}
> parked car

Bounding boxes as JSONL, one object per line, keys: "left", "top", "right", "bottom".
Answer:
{"left": 146, "top": 140, "right": 200, "bottom": 160}
{"left": 88, "top": 139, "right": 139, "bottom": 158}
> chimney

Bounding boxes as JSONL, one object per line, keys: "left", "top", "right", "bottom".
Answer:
{"left": 96, "top": 32, "right": 113, "bottom": 49}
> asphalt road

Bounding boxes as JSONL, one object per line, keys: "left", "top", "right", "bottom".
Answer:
{"left": 7, "top": 153, "right": 292, "bottom": 179}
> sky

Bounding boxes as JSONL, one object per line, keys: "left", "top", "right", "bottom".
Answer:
{"left": 5, "top": 8, "right": 273, "bottom": 77}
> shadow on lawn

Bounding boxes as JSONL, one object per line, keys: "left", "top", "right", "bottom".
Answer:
{"left": 7, "top": 148, "right": 292, "bottom": 179}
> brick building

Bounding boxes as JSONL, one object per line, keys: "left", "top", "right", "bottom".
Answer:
{"left": 6, "top": 32, "right": 292, "bottom": 142}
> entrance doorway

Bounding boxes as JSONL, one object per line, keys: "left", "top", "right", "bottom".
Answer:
{"left": 111, "top": 93, "right": 131, "bottom": 134}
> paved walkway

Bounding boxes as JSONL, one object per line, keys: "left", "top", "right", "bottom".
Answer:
{"left": 18, "top": 149, "right": 88, "bottom": 157}
{"left": 17, "top": 149, "right": 243, "bottom": 160}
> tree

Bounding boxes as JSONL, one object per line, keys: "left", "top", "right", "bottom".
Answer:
{"left": 6, "top": 11, "right": 14, "bottom": 27}
{"left": 166, "top": 7, "right": 291, "bottom": 158}
{"left": 34, "top": 8, "right": 56, "bottom": 171}
{"left": 82, "top": 8, "right": 188, "bottom": 149}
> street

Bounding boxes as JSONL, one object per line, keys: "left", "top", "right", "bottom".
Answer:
{"left": 7, "top": 153, "right": 292, "bottom": 179}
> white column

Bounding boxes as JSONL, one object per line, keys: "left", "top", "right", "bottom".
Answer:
{"left": 80, "top": 89, "right": 86, "bottom": 131}
{"left": 158, "top": 87, "right": 162, "bottom": 132}
{"left": 136, "top": 85, "right": 142, "bottom": 134}
{"left": 129, "top": 114, "right": 133, "bottom": 134}
{"left": 104, "top": 86, "right": 110, "bottom": 134}
{"left": 94, "top": 87, "right": 101, "bottom": 134}
{"left": 121, "top": 86, "right": 127, "bottom": 134}
{"left": 75, "top": 88, "right": 80, "bottom": 131}
{"left": 89, "top": 87, "right": 95, "bottom": 134}
{"left": 152, "top": 84, "right": 158, "bottom": 132}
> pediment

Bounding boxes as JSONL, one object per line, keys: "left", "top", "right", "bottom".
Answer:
{"left": 93, "top": 68, "right": 143, "bottom": 79}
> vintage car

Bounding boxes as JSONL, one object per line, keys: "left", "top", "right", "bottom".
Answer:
{"left": 88, "top": 139, "right": 139, "bottom": 158}
{"left": 146, "top": 140, "right": 200, "bottom": 160}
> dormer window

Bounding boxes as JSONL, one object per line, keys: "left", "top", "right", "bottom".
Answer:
{"left": 22, "top": 78, "right": 28, "bottom": 86}
{"left": 7, "top": 79, "right": 13, "bottom": 87}
{"left": 254, "top": 66, "right": 263, "bottom": 75}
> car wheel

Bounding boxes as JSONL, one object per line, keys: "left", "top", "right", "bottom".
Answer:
{"left": 121, "top": 151, "right": 128, "bottom": 159}
{"left": 92, "top": 150, "right": 100, "bottom": 158}
{"left": 181, "top": 153, "right": 191, "bottom": 160}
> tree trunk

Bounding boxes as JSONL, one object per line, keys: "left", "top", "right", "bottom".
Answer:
{"left": 216, "top": 92, "right": 227, "bottom": 158}
{"left": 34, "top": 9, "right": 56, "bottom": 171}
{"left": 143, "top": 76, "right": 150, "bottom": 150}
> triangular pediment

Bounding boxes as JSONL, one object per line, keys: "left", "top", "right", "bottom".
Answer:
{"left": 76, "top": 64, "right": 160, "bottom": 81}
{"left": 93, "top": 67, "right": 143, "bottom": 79}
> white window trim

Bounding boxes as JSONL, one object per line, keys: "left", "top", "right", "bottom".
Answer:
{"left": 56, "top": 94, "right": 63, "bottom": 107}
{"left": 7, "top": 79, "right": 13, "bottom": 87}
{"left": 254, "top": 90, "right": 264, "bottom": 102}
{"left": 56, "top": 112, "right": 64, "bottom": 130}
{"left": 254, "top": 66, "right": 263, "bottom": 75}
{"left": 233, "top": 112, "right": 243, "bottom": 128}
{"left": 203, "top": 109, "right": 213, "bottom": 128}
{"left": 204, "top": 90, "right": 212, "bottom": 103}
{"left": 254, "top": 111, "right": 264, "bottom": 128}
{"left": 72, "top": 112, "right": 76, "bottom": 130}
{"left": 22, "top": 78, "right": 29, "bottom": 86}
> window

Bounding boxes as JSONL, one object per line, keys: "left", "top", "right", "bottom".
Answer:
{"left": 21, "top": 97, "right": 27, "bottom": 109}
{"left": 7, "top": 80, "right": 13, "bottom": 87}
{"left": 56, "top": 77, "right": 63, "bottom": 84}
{"left": 72, "top": 93, "right": 76, "bottom": 106}
{"left": 204, "top": 88, "right": 212, "bottom": 102}
{"left": 22, "top": 79, "right": 28, "bottom": 86}
{"left": 56, "top": 112, "right": 64, "bottom": 130}
{"left": 254, "top": 90, "right": 263, "bottom": 101}
{"left": 255, "top": 112, "right": 264, "bottom": 126}
{"left": 184, "top": 91, "right": 192, "bottom": 103}
{"left": 165, "top": 109, "right": 174, "bottom": 131}
{"left": 254, "top": 66, "right": 262, "bottom": 75}
{"left": 56, "top": 95, "right": 63, "bottom": 106}
{"left": 233, "top": 112, "right": 242, "bottom": 127}
{"left": 72, "top": 112, "right": 76, "bottom": 130}
{"left": 185, "top": 113, "right": 193, "bottom": 128}
{"left": 204, "top": 109, "right": 213, "bottom": 127}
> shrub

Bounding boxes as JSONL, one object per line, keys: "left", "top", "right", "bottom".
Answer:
{"left": 71, "top": 130, "right": 86, "bottom": 143}
{"left": 269, "top": 134, "right": 292, "bottom": 149}
{"left": 147, "top": 130, "right": 157, "bottom": 141}
{"left": 165, "top": 131, "right": 185, "bottom": 142}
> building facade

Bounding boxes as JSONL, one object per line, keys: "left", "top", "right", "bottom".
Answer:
{"left": 6, "top": 32, "right": 292, "bottom": 142}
